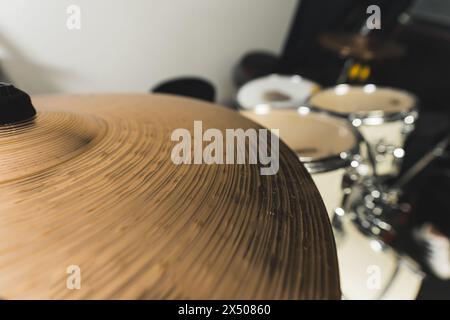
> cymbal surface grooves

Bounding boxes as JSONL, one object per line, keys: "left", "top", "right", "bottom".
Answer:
{"left": 0, "top": 94, "right": 340, "bottom": 299}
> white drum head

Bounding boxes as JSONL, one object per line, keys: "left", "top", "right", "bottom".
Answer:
{"left": 240, "top": 108, "right": 357, "bottom": 164}
{"left": 309, "top": 84, "right": 416, "bottom": 119}
{"left": 237, "top": 74, "right": 320, "bottom": 110}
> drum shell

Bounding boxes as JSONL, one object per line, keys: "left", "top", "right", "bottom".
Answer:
{"left": 307, "top": 85, "right": 418, "bottom": 177}
{"left": 358, "top": 119, "right": 413, "bottom": 176}
{"left": 336, "top": 216, "right": 423, "bottom": 300}
{"left": 309, "top": 168, "right": 346, "bottom": 219}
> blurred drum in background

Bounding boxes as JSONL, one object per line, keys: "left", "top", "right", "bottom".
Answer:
{"left": 240, "top": 107, "right": 424, "bottom": 300}
{"left": 308, "top": 84, "right": 418, "bottom": 177}
{"left": 240, "top": 107, "right": 360, "bottom": 218}
{"left": 237, "top": 74, "right": 320, "bottom": 110}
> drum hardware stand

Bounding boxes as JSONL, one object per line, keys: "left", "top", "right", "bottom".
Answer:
{"left": 335, "top": 134, "right": 449, "bottom": 251}
{"left": 392, "top": 133, "right": 450, "bottom": 190}
{"left": 331, "top": 115, "right": 380, "bottom": 238}
{"left": 331, "top": 122, "right": 419, "bottom": 245}
{"left": 338, "top": 110, "right": 422, "bottom": 231}
{"left": 331, "top": 107, "right": 421, "bottom": 242}
{"left": 347, "top": 113, "right": 379, "bottom": 178}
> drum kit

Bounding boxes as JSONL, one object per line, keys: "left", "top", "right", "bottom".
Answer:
{"left": 238, "top": 80, "right": 423, "bottom": 299}
{"left": 235, "top": 32, "right": 429, "bottom": 299}
{"left": 0, "top": 32, "right": 440, "bottom": 300}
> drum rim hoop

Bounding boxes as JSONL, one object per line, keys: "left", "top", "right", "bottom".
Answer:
{"left": 306, "top": 85, "right": 419, "bottom": 124}
{"left": 237, "top": 73, "right": 320, "bottom": 109}
{"left": 302, "top": 109, "right": 363, "bottom": 174}
{"left": 238, "top": 107, "right": 363, "bottom": 174}
{"left": 302, "top": 139, "right": 360, "bottom": 174}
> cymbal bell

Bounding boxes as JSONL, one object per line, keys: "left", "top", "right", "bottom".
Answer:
{"left": 319, "top": 32, "right": 405, "bottom": 61}
{"left": 0, "top": 94, "right": 340, "bottom": 299}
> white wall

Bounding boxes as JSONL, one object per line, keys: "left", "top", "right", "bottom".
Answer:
{"left": 0, "top": 0, "right": 297, "bottom": 103}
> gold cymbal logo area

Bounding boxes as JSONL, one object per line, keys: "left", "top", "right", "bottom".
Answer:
{"left": 170, "top": 120, "right": 280, "bottom": 175}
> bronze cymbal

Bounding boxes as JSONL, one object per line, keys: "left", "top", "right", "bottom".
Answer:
{"left": 0, "top": 94, "right": 340, "bottom": 299}
{"left": 319, "top": 32, "right": 405, "bottom": 61}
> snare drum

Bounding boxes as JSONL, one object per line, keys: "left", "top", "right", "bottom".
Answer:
{"left": 237, "top": 74, "right": 320, "bottom": 110}
{"left": 240, "top": 108, "right": 360, "bottom": 218}
{"left": 308, "top": 84, "right": 418, "bottom": 176}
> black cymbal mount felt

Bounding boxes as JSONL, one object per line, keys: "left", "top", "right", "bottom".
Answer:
{"left": 0, "top": 83, "right": 36, "bottom": 126}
